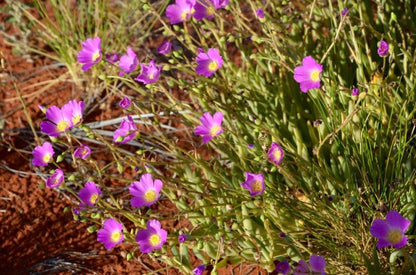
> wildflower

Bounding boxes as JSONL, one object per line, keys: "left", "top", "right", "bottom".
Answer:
{"left": 279, "top": 232, "right": 286, "bottom": 238}
{"left": 113, "top": 116, "right": 138, "bottom": 144}
{"left": 256, "top": 8, "right": 265, "bottom": 19}
{"left": 40, "top": 105, "right": 73, "bottom": 137}
{"left": 166, "top": 0, "right": 196, "bottom": 25}
{"left": 218, "top": 0, "right": 229, "bottom": 8}
{"left": 370, "top": 209, "right": 410, "bottom": 249}
{"left": 105, "top": 53, "right": 119, "bottom": 64}
{"left": 294, "top": 255, "right": 326, "bottom": 275}
{"left": 134, "top": 60, "right": 162, "bottom": 85}
{"left": 194, "top": 112, "right": 224, "bottom": 143}
{"left": 46, "top": 169, "right": 64, "bottom": 188}
{"left": 77, "top": 37, "right": 102, "bottom": 71}
{"left": 341, "top": 7, "right": 349, "bottom": 16}
{"left": 119, "top": 47, "right": 138, "bottom": 76}
{"left": 135, "top": 219, "right": 167, "bottom": 253}
{"left": 32, "top": 142, "right": 55, "bottom": 167}
{"left": 97, "top": 218, "right": 124, "bottom": 250}
{"left": 377, "top": 40, "right": 389, "bottom": 57}
{"left": 129, "top": 173, "right": 163, "bottom": 207}
{"left": 192, "top": 264, "right": 206, "bottom": 275}
{"left": 157, "top": 41, "right": 172, "bottom": 55}
{"left": 241, "top": 172, "right": 265, "bottom": 196}
{"left": 267, "top": 142, "right": 284, "bottom": 165}
{"left": 79, "top": 181, "right": 101, "bottom": 206}
{"left": 194, "top": 0, "right": 220, "bottom": 21}
{"left": 248, "top": 144, "right": 254, "bottom": 149}
{"left": 61, "top": 99, "right": 85, "bottom": 127}
{"left": 275, "top": 261, "right": 290, "bottom": 275}
{"left": 351, "top": 87, "right": 359, "bottom": 96}
{"left": 178, "top": 234, "right": 187, "bottom": 243}
{"left": 119, "top": 97, "right": 131, "bottom": 109}
{"left": 294, "top": 56, "right": 323, "bottom": 93}
{"left": 74, "top": 144, "right": 91, "bottom": 159}
{"left": 195, "top": 48, "right": 223, "bottom": 77}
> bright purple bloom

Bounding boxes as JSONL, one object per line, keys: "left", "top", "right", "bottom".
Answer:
{"left": 377, "top": 40, "right": 389, "bottom": 57}
{"left": 32, "top": 142, "right": 55, "bottom": 167}
{"left": 129, "top": 173, "right": 163, "bottom": 207}
{"left": 157, "top": 41, "right": 172, "bottom": 55}
{"left": 77, "top": 37, "right": 102, "bottom": 71}
{"left": 134, "top": 60, "right": 162, "bottom": 85}
{"left": 241, "top": 172, "right": 265, "bottom": 196}
{"left": 341, "top": 7, "right": 349, "bottom": 16}
{"left": 74, "top": 144, "right": 91, "bottom": 159}
{"left": 193, "top": 264, "right": 206, "bottom": 275}
{"left": 370, "top": 209, "right": 410, "bottom": 249}
{"left": 105, "top": 53, "right": 119, "bottom": 64}
{"left": 294, "top": 56, "right": 323, "bottom": 93}
{"left": 194, "top": 0, "right": 220, "bottom": 21}
{"left": 113, "top": 116, "right": 138, "bottom": 144}
{"left": 135, "top": 219, "right": 167, "bottom": 253}
{"left": 97, "top": 218, "right": 124, "bottom": 250}
{"left": 195, "top": 48, "right": 223, "bottom": 77}
{"left": 256, "top": 8, "right": 265, "bottom": 19}
{"left": 166, "top": 0, "right": 196, "bottom": 25}
{"left": 40, "top": 105, "right": 73, "bottom": 137}
{"left": 119, "top": 47, "right": 138, "bottom": 76}
{"left": 46, "top": 169, "right": 64, "bottom": 188}
{"left": 119, "top": 97, "right": 131, "bottom": 109}
{"left": 294, "top": 255, "right": 326, "bottom": 275}
{"left": 194, "top": 112, "right": 224, "bottom": 143}
{"left": 79, "top": 181, "right": 101, "bottom": 206}
{"left": 267, "top": 142, "right": 284, "bottom": 165}
{"left": 61, "top": 99, "right": 85, "bottom": 127}
{"left": 275, "top": 261, "right": 290, "bottom": 275}
{"left": 178, "top": 234, "right": 187, "bottom": 243}
{"left": 248, "top": 144, "right": 254, "bottom": 149}
{"left": 351, "top": 87, "right": 359, "bottom": 96}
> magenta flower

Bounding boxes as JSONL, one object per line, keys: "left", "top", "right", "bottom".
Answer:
{"left": 195, "top": 48, "right": 223, "bottom": 77}
{"left": 241, "top": 172, "right": 264, "bottom": 196}
{"left": 178, "top": 234, "right": 187, "bottom": 243}
{"left": 79, "top": 181, "right": 101, "bottom": 206}
{"left": 46, "top": 169, "right": 64, "bottom": 188}
{"left": 377, "top": 40, "right": 389, "bottom": 57}
{"left": 134, "top": 60, "right": 162, "bottom": 85}
{"left": 166, "top": 0, "right": 196, "bottom": 25}
{"left": 157, "top": 41, "right": 172, "bottom": 55}
{"left": 105, "top": 53, "right": 119, "bottom": 64}
{"left": 40, "top": 105, "right": 73, "bottom": 137}
{"left": 194, "top": 0, "right": 220, "bottom": 20}
{"left": 351, "top": 87, "right": 359, "bottom": 96}
{"left": 113, "top": 116, "right": 138, "bottom": 144}
{"left": 275, "top": 261, "right": 290, "bottom": 275}
{"left": 341, "top": 7, "right": 349, "bottom": 16}
{"left": 135, "top": 219, "right": 167, "bottom": 253}
{"left": 77, "top": 37, "right": 102, "bottom": 71}
{"left": 61, "top": 99, "right": 85, "bottom": 127}
{"left": 218, "top": 0, "right": 229, "bottom": 8}
{"left": 32, "top": 142, "right": 55, "bottom": 167}
{"left": 129, "top": 173, "right": 163, "bottom": 207}
{"left": 119, "top": 97, "right": 131, "bottom": 109}
{"left": 119, "top": 47, "right": 138, "bottom": 76}
{"left": 294, "top": 255, "right": 326, "bottom": 275}
{"left": 193, "top": 264, "right": 206, "bottom": 275}
{"left": 74, "top": 144, "right": 91, "bottom": 159}
{"left": 194, "top": 112, "right": 224, "bottom": 143}
{"left": 97, "top": 218, "right": 124, "bottom": 250}
{"left": 294, "top": 56, "right": 323, "bottom": 93}
{"left": 267, "top": 142, "right": 284, "bottom": 165}
{"left": 256, "top": 8, "right": 265, "bottom": 19}
{"left": 370, "top": 210, "right": 410, "bottom": 249}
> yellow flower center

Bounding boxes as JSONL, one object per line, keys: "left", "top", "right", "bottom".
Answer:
{"left": 206, "top": 5, "right": 215, "bottom": 16}
{"left": 42, "top": 154, "right": 52, "bottom": 163}
{"left": 92, "top": 51, "right": 100, "bottom": 62}
{"left": 90, "top": 193, "right": 99, "bottom": 205}
{"left": 208, "top": 61, "right": 218, "bottom": 71}
{"left": 273, "top": 149, "right": 282, "bottom": 162}
{"left": 148, "top": 73, "right": 154, "bottom": 80}
{"left": 144, "top": 190, "right": 157, "bottom": 202}
{"left": 72, "top": 114, "right": 82, "bottom": 126}
{"left": 209, "top": 125, "right": 221, "bottom": 137}
{"left": 57, "top": 120, "right": 69, "bottom": 132}
{"left": 111, "top": 230, "right": 121, "bottom": 242}
{"left": 149, "top": 234, "right": 161, "bottom": 246}
{"left": 181, "top": 10, "right": 190, "bottom": 21}
{"left": 252, "top": 180, "right": 263, "bottom": 193}
{"left": 387, "top": 229, "right": 403, "bottom": 245}
{"left": 310, "top": 69, "right": 320, "bottom": 82}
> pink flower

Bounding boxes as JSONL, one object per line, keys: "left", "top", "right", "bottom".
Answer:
{"left": 135, "top": 220, "right": 167, "bottom": 253}
{"left": 195, "top": 48, "right": 223, "bottom": 77}
{"left": 377, "top": 40, "right": 389, "bottom": 57}
{"left": 157, "top": 41, "right": 172, "bottom": 55}
{"left": 32, "top": 142, "right": 55, "bottom": 167}
{"left": 46, "top": 169, "right": 64, "bottom": 188}
{"left": 79, "top": 181, "right": 101, "bottom": 206}
{"left": 134, "top": 60, "right": 162, "bottom": 85}
{"left": 74, "top": 145, "right": 91, "bottom": 159}
{"left": 97, "top": 219, "right": 124, "bottom": 250}
{"left": 370, "top": 210, "right": 410, "bottom": 249}
{"left": 294, "top": 56, "right": 323, "bottom": 93}
{"left": 119, "top": 47, "right": 138, "bottom": 76}
{"left": 77, "top": 37, "right": 102, "bottom": 71}
{"left": 129, "top": 173, "right": 163, "bottom": 207}
{"left": 241, "top": 172, "right": 264, "bottom": 196}
{"left": 267, "top": 142, "right": 284, "bottom": 165}
{"left": 113, "top": 116, "right": 138, "bottom": 144}
{"left": 194, "top": 112, "right": 224, "bottom": 143}
{"left": 166, "top": 0, "right": 196, "bottom": 25}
